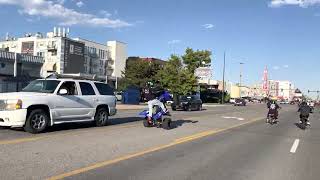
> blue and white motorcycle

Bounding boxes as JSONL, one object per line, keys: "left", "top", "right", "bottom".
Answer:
{"left": 139, "top": 107, "right": 172, "bottom": 129}
{"left": 139, "top": 91, "right": 172, "bottom": 130}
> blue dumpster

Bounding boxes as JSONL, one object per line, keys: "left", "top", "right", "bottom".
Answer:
{"left": 122, "top": 86, "right": 140, "bottom": 105}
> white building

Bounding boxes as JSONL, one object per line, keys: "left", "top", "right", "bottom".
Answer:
{"left": 278, "top": 80, "right": 294, "bottom": 100}
{"left": 0, "top": 28, "right": 127, "bottom": 85}
{"left": 267, "top": 80, "right": 294, "bottom": 100}
{"left": 107, "top": 41, "right": 127, "bottom": 78}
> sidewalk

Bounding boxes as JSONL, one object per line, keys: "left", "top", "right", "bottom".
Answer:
{"left": 116, "top": 103, "right": 228, "bottom": 110}
{"left": 116, "top": 103, "right": 147, "bottom": 110}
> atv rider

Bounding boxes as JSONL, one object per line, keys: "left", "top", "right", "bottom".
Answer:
{"left": 298, "top": 101, "right": 311, "bottom": 125}
{"left": 145, "top": 81, "right": 170, "bottom": 123}
{"left": 267, "top": 100, "right": 280, "bottom": 120}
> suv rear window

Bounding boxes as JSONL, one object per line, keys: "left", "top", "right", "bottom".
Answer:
{"left": 94, "top": 83, "right": 114, "bottom": 95}
{"left": 79, "top": 82, "right": 96, "bottom": 95}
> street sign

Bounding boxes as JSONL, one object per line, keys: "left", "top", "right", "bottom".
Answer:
{"left": 195, "top": 67, "right": 212, "bottom": 78}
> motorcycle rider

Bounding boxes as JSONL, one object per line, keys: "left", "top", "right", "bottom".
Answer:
{"left": 267, "top": 99, "right": 280, "bottom": 121}
{"left": 145, "top": 81, "right": 170, "bottom": 123}
{"left": 298, "top": 101, "right": 311, "bottom": 125}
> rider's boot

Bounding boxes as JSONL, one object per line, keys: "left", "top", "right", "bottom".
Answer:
{"left": 307, "top": 120, "right": 311, "bottom": 126}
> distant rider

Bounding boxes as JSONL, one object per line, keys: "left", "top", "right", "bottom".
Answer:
{"left": 298, "top": 101, "right": 311, "bottom": 125}
{"left": 145, "top": 81, "right": 170, "bottom": 123}
{"left": 267, "top": 100, "right": 280, "bottom": 120}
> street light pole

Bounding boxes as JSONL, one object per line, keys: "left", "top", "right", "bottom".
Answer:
{"left": 239, "top": 62, "right": 244, "bottom": 98}
{"left": 222, "top": 51, "right": 226, "bottom": 104}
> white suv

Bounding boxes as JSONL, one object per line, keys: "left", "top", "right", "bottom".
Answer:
{"left": 0, "top": 78, "right": 117, "bottom": 133}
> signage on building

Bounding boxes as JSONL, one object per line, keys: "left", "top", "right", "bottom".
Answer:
{"left": 63, "top": 39, "right": 85, "bottom": 73}
{"left": 195, "top": 67, "right": 212, "bottom": 79}
{"left": 21, "top": 41, "right": 34, "bottom": 55}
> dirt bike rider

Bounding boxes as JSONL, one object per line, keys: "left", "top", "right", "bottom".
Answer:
{"left": 267, "top": 99, "right": 280, "bottom": 121}
{"left": 144, "top": 81, "right": 170, "bottom": 123}
{"left": 298, "top": 101, "right": 311, "bottom": 125}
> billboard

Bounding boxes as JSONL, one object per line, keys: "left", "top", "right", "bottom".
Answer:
{"left": 195, "top": 67, "right": 212, "bottom": 79}
{"left": 63, "top": 39, "right": 85, "bottom": 73}
{"left": 21, "top": 41, "right": 34, "bottom": 55}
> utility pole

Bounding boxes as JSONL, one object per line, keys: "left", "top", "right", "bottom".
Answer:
{"left": 222, "top": 51, "right": 226, "bottom": 104}
{"left": 239, "top": 62, "right": 244, "bottom": 98}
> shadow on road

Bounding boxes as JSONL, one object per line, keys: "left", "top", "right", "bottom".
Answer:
{"left": 0, "top": 126, "right": 11, "bottom": 130}
{"left": 172, "top": 109, "right": 207, "bottom": 112}
{"left": 171, "top": 119, "right": 198, "bottom": 129}
{"left": 0, "top": 117, "right": 142, "bottom": 133}
{"left": 3, "top": 117, "right": 196, "bottom": 133}
{"left": 45, "top": 117, "right": 143, "bottom": 132}
{"left": 109, "top": 117, "right": 143, "bottom": 125}
{"left": 294, "top": 123, "right": 307, "bottom": 130}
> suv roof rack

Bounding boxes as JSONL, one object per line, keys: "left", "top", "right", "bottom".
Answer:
{"left": 46, "top": 72, "right": 107, "bottom": 82}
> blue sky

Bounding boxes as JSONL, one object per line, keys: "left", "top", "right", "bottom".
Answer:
{"left": 0, "top": 0, "right": 319, "bottom": 95}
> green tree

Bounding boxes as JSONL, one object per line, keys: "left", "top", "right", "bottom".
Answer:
{"left": 158, "top": 55, "right": 197, "bottom": 96}
{"left": 182, "top": 47, "right": 212, "bottom": 73}
{"left": 121, "top": 59, "right": 162, "bottom": 90}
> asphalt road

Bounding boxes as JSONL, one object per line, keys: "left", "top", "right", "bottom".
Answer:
{"left": 1, "top": 104, "right": 317, "bottom": 180}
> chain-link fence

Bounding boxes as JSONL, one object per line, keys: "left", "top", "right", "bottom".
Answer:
{"left": 0, "top": 82, "right": 29, "bottom": 93}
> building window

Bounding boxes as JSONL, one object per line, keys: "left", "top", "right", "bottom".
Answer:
{"left": 84, "top": 46, "right": 88, "bottom": 54}
{"left": 37, "top": 52, "right": 44, "bottom": 57}
{"left": 102, "top": 50, "right": 105, "bottom": 59}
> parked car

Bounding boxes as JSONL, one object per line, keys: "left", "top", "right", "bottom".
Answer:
{"left": 115, "top": 91, "right": 122, "bottom": 101}
{"left": 171, "top": 95, "right": 203, "bottom": 111}
{"left": 0, "top": 78, "right": 117, "bottom": 133}
{"left": 229, "top": 98, "right": 236, "bottom": 104}
{"left": 234, "top": 98, "right": 246, "bottom": 106}
{"left": 279, "top": 100, "right": 289, "bottom": 104}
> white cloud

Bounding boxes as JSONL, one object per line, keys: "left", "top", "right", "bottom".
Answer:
{"left": 168, "top": 40, "right": 181, "bottom": 45}
{"left": 269, "top": 0, "right": 320, "bottom": 8}
{"left": 273, "top": 66, "right": 280, "bottom": 70}
{"left": 76, "top": 1, "right": 83, "bottom": 8}
{"left": 56, "top": 0, "right": 65, "bottom": 4}
{"left": 0, "top": 0, "right": 131, "bottom": 28}
{"left": 202, "top": 23, "right": 214, "bottom": 29}
{"left": 283, "top": 64, "right": 289, "bottom": 68}
{"left": 99, "top": 10, "right": 111, "bottom": 17}
{"left": 26, "top": 16, "right": 41, "bottom": 22}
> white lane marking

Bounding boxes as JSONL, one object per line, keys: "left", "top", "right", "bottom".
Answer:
{"left": 290, "top": 139, "right": 300, "bottom": 153}
{"left": 222, "top": 116, "right": 245, "bottom": 121}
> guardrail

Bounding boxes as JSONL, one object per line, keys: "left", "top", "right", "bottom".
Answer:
{"left": 0, "top": 50, "right": 44, "bottom": 64}
{"left": 0, "top": 51, "right": 15, "bottom": 60}
{"left": 19, "top": 54, "right": 44, "bottom": 64}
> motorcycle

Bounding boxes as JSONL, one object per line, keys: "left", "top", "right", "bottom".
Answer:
{"left": 266, "top": 113, "right": 278, "bottom": 125}
{"left": 139, "top": 105, "right": 172, "bottom": 130}
{"left": 299, "top": 115, "right": 310, "bottom": 130}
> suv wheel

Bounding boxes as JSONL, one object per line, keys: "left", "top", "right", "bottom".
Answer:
{"left": 24, "top": 109, "right": 49, "bottom": 134}
{"left": 95, "top": 108, "right": 109, "bottom": 127}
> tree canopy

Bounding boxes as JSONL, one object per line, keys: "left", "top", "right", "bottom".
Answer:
{"left": 157, "top": 55, "right": 197, "bottom": 95}
{"left": 119, "top": 59, "right": 162, "bottom": 90}
{"left": 182, "top": 47, "right": 212, "bottom": 73}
